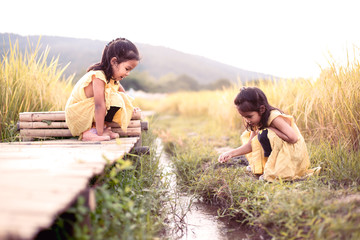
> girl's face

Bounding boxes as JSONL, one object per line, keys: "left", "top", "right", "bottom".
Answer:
{"left": 238, "top": 109, "right": 262, "bottom": 128}
{"left": 111, "top": 58, "right": 139, "bottom": 81}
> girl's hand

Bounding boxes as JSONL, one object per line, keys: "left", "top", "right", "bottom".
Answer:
{"left": 218, "top": 151, "right": 233, "bottom": 163}
{"left": 133, "top": 107, "right": 141, "bottom": 113}
{"left": 218, "top": 141, "right": 253, "bottom": 163}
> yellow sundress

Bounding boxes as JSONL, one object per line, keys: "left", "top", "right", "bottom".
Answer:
{"left": 241, "top": 110, "right": 317, "bottom": 182}
{"left": 65, "top": 70, "right": 134, "bottom": 139}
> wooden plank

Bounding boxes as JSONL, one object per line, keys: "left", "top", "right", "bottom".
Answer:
{"left": 0, "top": 173, "right": 88, "bottom": 195}
{"left": 0, "top": 212, "right": 54, "bottom": 240}
{"left": 0, "top": 168, "right": 94, "bottom": 179}
{"left": 0, "top": 145, "right": 137, "bottom": 168}
{"left": 0, "top": 136, "right": 141, "bottom": 239}
{"left": 19, "top": 128, "right": 141, "bottom": 138}
{"left": 0, "top": 184, "right": 87, "bottom": 213}
{"left": 0, "top": 172, "right": 89, "bottom": 239}
{"left": 0, "top": 140, "right": 138, "bottom": 151}
{"left": 0, "top": 137, "right": 139, "bottom": 146}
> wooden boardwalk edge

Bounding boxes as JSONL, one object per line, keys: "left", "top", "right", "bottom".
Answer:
{"left": 0, "top": 137, "right": 140, "bottom": 239}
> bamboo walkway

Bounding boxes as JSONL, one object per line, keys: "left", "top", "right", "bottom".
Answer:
{"left": 0, "top": 137, "right": 140, "bottom": 239}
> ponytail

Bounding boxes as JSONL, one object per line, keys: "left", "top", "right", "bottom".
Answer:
{"left": 87, "top": 38, "right": 140, "bottom": 83}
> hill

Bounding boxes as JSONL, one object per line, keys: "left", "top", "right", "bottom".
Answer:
{"left": 0, "top": 33, "right": 274, "bottom": 84}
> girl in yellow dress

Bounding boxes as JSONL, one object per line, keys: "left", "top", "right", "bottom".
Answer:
{"left": 65, "top": 38, "right": 140, "bottom": 141}
{"left": 218, "top": 87, "right": 317, "bottom": 181}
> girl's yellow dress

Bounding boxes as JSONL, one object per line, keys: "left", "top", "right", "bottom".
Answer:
{"left": 241, "top": 110, "right": 317, "bottom": 182}
{"left": 65, "top": 70, "right": 134, "bottom": 139}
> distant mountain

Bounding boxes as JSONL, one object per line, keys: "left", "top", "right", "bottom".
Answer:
{"left": 0, "top": 33, "right": 274, "bottom": 84}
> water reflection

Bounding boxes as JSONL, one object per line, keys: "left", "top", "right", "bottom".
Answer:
{"left": 181, "top": 198, "right": 252, "bottom": 240}
{"left": 155, "top": 138, "right": 254, "bottom": 240}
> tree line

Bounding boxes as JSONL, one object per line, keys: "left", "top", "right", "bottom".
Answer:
{"left": 121, "top": 72, "right": 233, "bottom": 92}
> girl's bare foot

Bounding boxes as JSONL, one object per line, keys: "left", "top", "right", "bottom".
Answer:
{"left": 109, "top": 131, "right": 119, "bottom": 139}
{"left": 82, "top": 128, "right": 111, "bottom": 141}
{"left": 104, "top": 127, "right": 119, "bottom": 139}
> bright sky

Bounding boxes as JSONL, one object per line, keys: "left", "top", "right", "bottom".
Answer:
{"left": 1, "top": 0, "right": 360, "bottom": 79}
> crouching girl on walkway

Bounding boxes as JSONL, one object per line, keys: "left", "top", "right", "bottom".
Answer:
{"left": 65, "top": 38, "right": 140, "bottom": 141}
{"left": 218, "top": 87, "right": 318, "bottom": 181}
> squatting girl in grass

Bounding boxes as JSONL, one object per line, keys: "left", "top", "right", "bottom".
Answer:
{"left": 218, "top": 87, "right": 318, "bottom": 181}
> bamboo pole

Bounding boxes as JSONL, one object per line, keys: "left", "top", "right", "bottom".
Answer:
{"left": 20, "top": 129, "right": 73, "bottom": 137}
{"left": 19, "top": 112, "right": 66, "bottom": 122}
{"left": 18, "top": 120, "right": 143, "bottom": 129}
{"left": 107, "top": 120, "right": 141, "bottom": 128}
{"left": 111, "top": 127, "right": 141, "bottom": 137}
{"left": 19, "top": 110, "right": 142, "bottom": 122}
{"left": 19, "top": 121, "right": 69, "bottom": 129}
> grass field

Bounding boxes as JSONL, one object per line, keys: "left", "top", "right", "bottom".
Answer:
{"left": 0, "top": 40, "right": 168, "bottom": 239}
{"left": 38, "top": 130, "right": 167, "bottom": 240}
{"left": 2, "top": 38, "right": 359, "bottom": 239}
{"left": 0, "top": 38, "right": 73, "bottom": 141}
{"left": 146, "top": 113, "right": 360, "bottom": 239}
{"left": 134, "top": 53, "right": 360, "bottom": 239}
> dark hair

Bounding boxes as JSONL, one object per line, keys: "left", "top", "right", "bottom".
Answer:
{"left": 87, "top": 38, "right": 140, "bottom": 82}
{"left": 234, "top": 87, "right": 280, "bottom": 130}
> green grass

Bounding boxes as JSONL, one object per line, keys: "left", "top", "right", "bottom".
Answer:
{"left": 135, "top": 51, "right": 360, "bottom": 239}
{"left": 3, "top": 34, "right": 360, "bottom": 240}
{"left": 152, "top": 113, "right": 360, "bottom": 240}
{"left": 39, "top": 130, "right": 168, "bottom": 240}
{"left": 309, "top": 142, "right": 360, "bottom": 189}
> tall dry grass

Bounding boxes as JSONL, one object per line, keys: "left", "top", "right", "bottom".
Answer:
{"left": 138, "top": 52, "right": 360, "bottom": 240}
{"left": 0, "top": 38, "right": 73, "bottom": 141}
{"left": 137, "top": 53, "right": 360, "bottom": 150}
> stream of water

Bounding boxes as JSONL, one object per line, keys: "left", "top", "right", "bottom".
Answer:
{"left": 155, "top": 138, "right": 256, "bottom": 240}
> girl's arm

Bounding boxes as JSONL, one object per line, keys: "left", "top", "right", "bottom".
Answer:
{"left": 218, "top": 142, "right": 252, "bottom": 163}
{"left": 268, "top": 117, "right": 298, "bottom": 144}
{"left": 93, "top": 78, "right": 106, "bottom": 135}
{"left": 218, "top": 130, "right": 257, "bottom": 163}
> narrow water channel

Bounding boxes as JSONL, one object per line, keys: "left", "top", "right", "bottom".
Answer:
{"left": 155, "top": 138, "right": 255, "bottom": 240}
